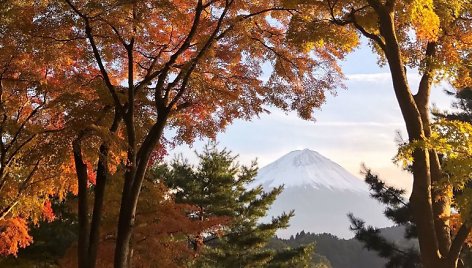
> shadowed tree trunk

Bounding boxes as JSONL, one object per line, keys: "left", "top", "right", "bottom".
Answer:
{"left": 72, "top": 108, "right": 122, "bottom": 268}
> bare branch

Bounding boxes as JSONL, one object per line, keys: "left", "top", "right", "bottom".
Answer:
{"left": 252, "top": 37, "right": 298, "bottom": 69}
{"left": 139, "top": 0, "right": 205, "bottom": 104}
{"left": 6, "top": 98, "right": 45, "bottom": 153}
{"left": 329, "top": 5, "right": 386, "bottom": 51}
{"left": 351, "top": 18, "right": 386, "bottom": 51}
{"left": 100, "top": 19, "right": 128, "bottom": 47}
{"left": 33, "top": 34, "right": 87, "bottom": 43}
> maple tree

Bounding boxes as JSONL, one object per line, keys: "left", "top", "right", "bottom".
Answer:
{"left": 29, "top": 0, "right": 348, "bottom": 267}
{"left": 0, "top": 1, "right": 80, "bottom": 257}
{"left": 282, "top": 1, "right": 472, "bottom": 266}
{"left": 8, "top": 0, "right": 471, "bottom": 267}
{"left": 59, "top": 168, "right": 225, "bottom": 268}
{"left": 0, "top": 196, "right": 79, "bottom": 267}
{"left": 0, "top": 3, "right": 115, "bottom": 266}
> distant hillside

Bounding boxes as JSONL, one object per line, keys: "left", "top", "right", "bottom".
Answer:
{"left": 271, "top": 226, "right": 416, "bottom": 268}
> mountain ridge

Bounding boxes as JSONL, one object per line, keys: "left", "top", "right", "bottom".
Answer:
{"left": 255, "top": 149, "right": 367, "bottom": 192}
{"left": 254, "top": 149, "right": 392, "bottom": 239}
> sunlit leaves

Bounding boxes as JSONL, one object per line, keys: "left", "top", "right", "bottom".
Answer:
{"left": 0, "top": 218, "right": 33, "bottom": 257}
{"left": 396, "top": 119, "right": 472, "bottom": 219}
{"left": 0, "top": 0, "right": 84, "bottom": 256}
{"left": 284, "top": 0, "right": 472, "bottom": 88}
{"left": 396, "top": 120, "right": 472, "bottom": 182}
{"left": 40, "top": 0, "right": 345, "bottom": 147}
{"left": 407, "top": 0, "right": 440, "bottom": 41}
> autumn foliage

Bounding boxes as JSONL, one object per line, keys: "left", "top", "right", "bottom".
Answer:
{"left": 0, "top": 1, "right": 81, "bottom": 256}
{"left": 0, "top": 218, "right": 32, "bottom": 256}
{"left": 59, "top": 172, "right": 229, "bottom": 267}
{"left": 31, "top": 0, "right": 347, "bottom": 267}
{"left": 1, "top": 0, "right": 471, "bottom": 267}
{"left": 282, "top": 0, "right": 472, "bottom": 267}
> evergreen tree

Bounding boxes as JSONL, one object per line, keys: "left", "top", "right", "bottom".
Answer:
{"left": 433, "top": 88, "right": 472, "bottom": 124}
{"left": 348, "top": 168, "right": 420, "bottom": 268}
{"left": 162, "top": 144, "right": 314, "bottom": 267}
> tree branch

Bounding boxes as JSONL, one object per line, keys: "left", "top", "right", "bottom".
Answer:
{"left": 138, "top": 0, "right": 205, "bottom": 106}
{"left": 351, "top": 18, "right": 386, "bottom": 51}
{"left": 385, "top": 0, "right": 396, "bottom": 12}
{"left": 64, "top": 0, "right": 123, "bottom": 111}
{"left": 448, "top": 222, "right": 471, "bottom": 262}
{"left": 215, "top": 7, "right": 296, "bottom": 41}
{"left": 414, "top": 42, "right": 437, "bottom": 108}
{"left": 167, "top": 0, "right": 233, "bottom": 110}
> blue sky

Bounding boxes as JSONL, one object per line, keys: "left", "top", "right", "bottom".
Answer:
{"left": 168, "top": 41, "right": 456, "bottom": 193}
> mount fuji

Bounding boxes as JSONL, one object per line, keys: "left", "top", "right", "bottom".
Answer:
{"left": 254, "top": 149, "right": 393, "bottom": 239}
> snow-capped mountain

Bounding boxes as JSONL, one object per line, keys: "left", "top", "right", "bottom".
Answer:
{"left": 255, "top": 149, "right": 392, "bottom": 239}
{"left": 255, "top": 149, "right": 368, "bottom": 192}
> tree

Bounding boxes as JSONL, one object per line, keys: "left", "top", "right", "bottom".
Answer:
{"left": 0, "top": 1, "right": 80, "bottom": 256}
{"left": 0, "top": 196, "right": 78, "bottom": 267}
{"left": 348, "top": 168, "right": 421, "bottom": 268}
{"left": 30, "top": 1, "right": 348, "bottom": 267}
{"left": 162, "top": 144, "right": 314, "bottom": 267}
{"left": 58, "top": 165, "right": 226, "bottom": 268}
{"left": 350, "top": 88, "right": 472, "bottom": 267}
{"left": 284, "top": 1, "right": 472, "bottom": 267}
{"left": 3, "top": 3, "right": 122, "bottom": 265}
{"left": 434, "top": 88, "right": 472, "bottom": 124}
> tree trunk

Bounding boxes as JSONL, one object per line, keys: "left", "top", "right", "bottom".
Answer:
{"left": 74, "top": 109, "right": 121, "bottom": 268}
{"left": 87, "top": 144, "right": 109, "bottom": 268}
{"left": 414, "top": 41, "right": 453, "bottom": 255}
{"left": 114, "top": 171, "right": 135, "bottom": 268}
{"left": 114, "top": 116, "right": 168, "bottom": 268}
{"left": 73, "top": 139, "right": 90, "bottom": 268}
{"left": 431, "top": 151, "right": 452, "bottom": 255}
{"left": 371, "top": 6, "right": 441, "bottom": 267}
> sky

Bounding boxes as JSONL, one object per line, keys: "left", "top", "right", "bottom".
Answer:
{"left": 167, "top": 41, "right": 456, "bottom": 194}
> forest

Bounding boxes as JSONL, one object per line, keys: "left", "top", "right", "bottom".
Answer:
{"left": 0, "top": 0, "right": 471, "bottom": 267}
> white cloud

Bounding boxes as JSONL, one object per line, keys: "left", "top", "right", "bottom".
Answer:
{"left": 314, "top": 121, "right": 403, "bottom": 127}
{"left": 346, "top": 72, "right": 394, "bottom": 82}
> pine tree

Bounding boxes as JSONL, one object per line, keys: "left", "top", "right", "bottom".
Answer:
{"left": 348, "top": 168, "right": 420, "bottom": 268}
{"left": 162, "top": 144, "right": 313, "bottom": 267}
{"left": 433, "top": 88, "right": 472, "bottom": 124}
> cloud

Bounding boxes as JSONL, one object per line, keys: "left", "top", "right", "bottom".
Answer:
{"left": 314, "top": 121, "right": 403, "bottom": 127}
{"left": 346, "top": 73, "right": 393, "bottom": 82}
{"left": 346, "top": 72, "right": 422, "bottom": 85}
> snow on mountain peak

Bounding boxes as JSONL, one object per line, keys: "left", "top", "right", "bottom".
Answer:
{"left": 292, "top": 149, "right": 325, "bottom": 167}
{"left": 254, "top": 149, "right": 368, "bottom": 192}
{"left": 254, "top": 149, "right": 392, "bottom": 238}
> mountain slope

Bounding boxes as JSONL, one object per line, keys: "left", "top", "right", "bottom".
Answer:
{"left": 255, "top": 149, "right": 367, "bottom": 192}
{"left": 255, "top": 149, "right": 392, "bottom": 238}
